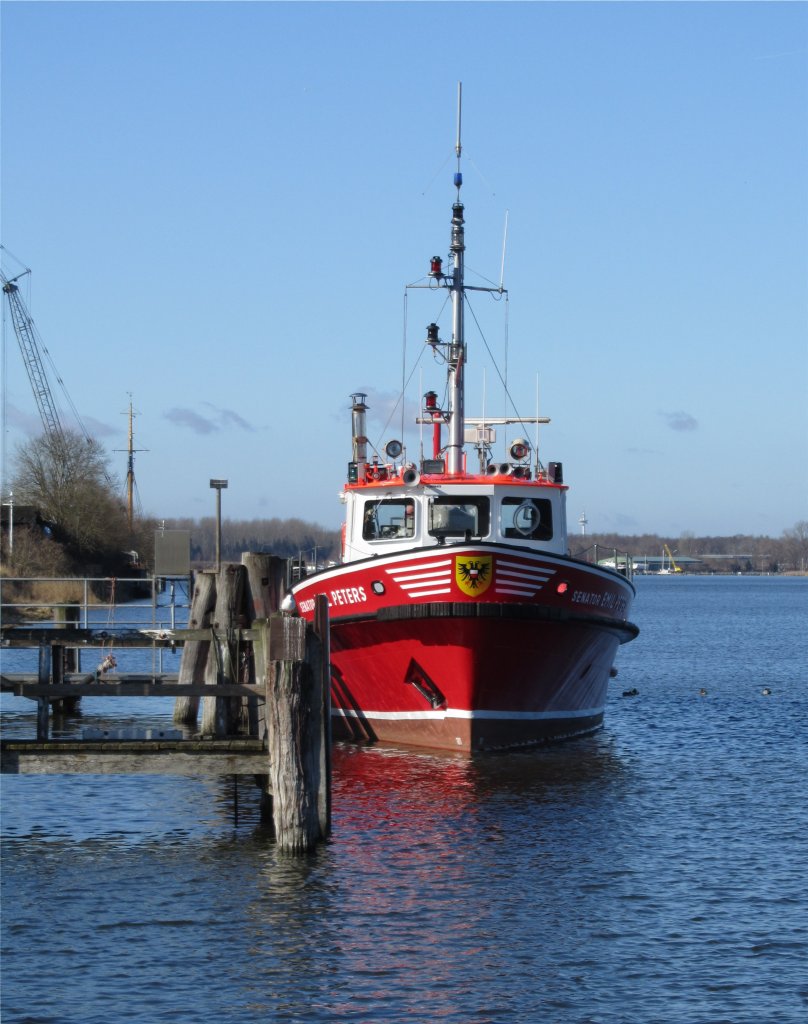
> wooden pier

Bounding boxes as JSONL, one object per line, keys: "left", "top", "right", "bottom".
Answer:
{"left": 1, "top": 556, "right": 331, "bottom": 853}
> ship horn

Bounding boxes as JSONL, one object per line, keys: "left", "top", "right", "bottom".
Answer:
{"left": 402, "top": 464, "right": 420, "bottom": 486}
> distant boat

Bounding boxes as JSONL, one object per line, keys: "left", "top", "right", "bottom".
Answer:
{"left": 290, "top": 86, "right": 639, "bottom": 753}
{"left": 658, "top": 544, "right": 683, "bottom": 574}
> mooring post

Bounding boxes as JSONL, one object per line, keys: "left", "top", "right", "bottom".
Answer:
{"left": 174, "top": 570, "right": 217, "bottom": 725}
{"left": 201, "top": 563, "right": 246, "bottom": 736}
{"left": 313, "top": 594, "right": 332, "bottom": 837}
{"left": 241, "top": 553, "right": 288, "bottom": 734}
{"left": 241, "top": 552, "right": 288, "bottom": 622}
{"left": 36, "top": 642, "right": 50, "bottom": 741}
{"left": 52, "top": 604, "right": 81, "bottom": 715}
{"left": 245, "top": 554, "right": 292, "bottom": 818}
{"left": 264, "top": 614, "right": 330, "bottom": 852}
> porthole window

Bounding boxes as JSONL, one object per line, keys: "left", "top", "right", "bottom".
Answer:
{"left": 501, "top": 497, "right": 553, "bottom": 541}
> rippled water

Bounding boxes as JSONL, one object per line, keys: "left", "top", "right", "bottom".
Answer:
{"left": 2, "top": 577, "right": 807, "bottom": 1023}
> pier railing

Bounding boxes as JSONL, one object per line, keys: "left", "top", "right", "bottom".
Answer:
{"left": 0, "top": 574, "right": 190, "bottom": 630}
{"left": 572, "top": 544, "right": 635, "bottom": 580}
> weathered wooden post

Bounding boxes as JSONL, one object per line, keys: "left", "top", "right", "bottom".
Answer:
{"left": 200, "top": 563, "right": 246, "bottom": 735}
{"left": 52, "top": 604, "right": 81, "bottom": 715}
{"left": 263, "top": 608, "right": 331, "bottom": 852}
{"left": 241, "top": 552, "right": 288, "bottom": 623}
{"left": 313, "top": 595, "right": 332, "bottom": 837}
{"left": 241, "top": 553, "right": 288, "bottom": 735}
{"left": 174, "top": 570, "right": 217, "bottom": 726}
{"left": 36, "top": 642, "right": 50, "bottom": 741}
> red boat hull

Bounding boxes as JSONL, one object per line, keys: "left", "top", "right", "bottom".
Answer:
{"left": 293, "top": 545, "right": 637, "bottom": 753}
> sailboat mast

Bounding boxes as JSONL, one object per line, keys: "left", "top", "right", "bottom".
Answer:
{"left": 447, "top": 81, "right": 466, "bottom": 475}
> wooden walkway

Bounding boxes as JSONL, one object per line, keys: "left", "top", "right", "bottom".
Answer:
{"left": 1, "top": 737, "right": 266, "bottom": 775}
{"left": 1, "top": 558, "right": 332, "bottom": 852}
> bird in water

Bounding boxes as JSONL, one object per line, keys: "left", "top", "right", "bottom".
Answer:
{"left": 762, "top": 687, "right": 772, "bottom": 696}
{"left": 699, "top": 688, "right": 708, "bottom": 696}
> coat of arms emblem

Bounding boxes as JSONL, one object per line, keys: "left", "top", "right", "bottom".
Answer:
{"left": 455, "top": 555, "right": 493, "bottom": 596}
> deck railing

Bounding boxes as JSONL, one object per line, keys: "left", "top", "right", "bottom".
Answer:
{"left": 572, "top": 545, "right": 635, "bottom": 580}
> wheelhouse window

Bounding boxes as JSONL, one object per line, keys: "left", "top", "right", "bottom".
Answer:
{"left": 428, "top": 497, "right": 489, "bottom": 540}
{"left": 362, "top": 498, "right": 415, "bottom": 541}
{"left": 501, "top": 497, "right": 553, "bottom": 541}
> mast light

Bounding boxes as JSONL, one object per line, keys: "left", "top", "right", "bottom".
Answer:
{"left": 509, "top": 439, "right": 530, "bottom": 462}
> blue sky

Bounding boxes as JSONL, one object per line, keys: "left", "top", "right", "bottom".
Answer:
{"left": 2, "top": 1, "right": 806, "bottom": 537}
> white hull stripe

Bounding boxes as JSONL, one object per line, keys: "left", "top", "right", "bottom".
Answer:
{"left": 496, "top": 567, "right": 554, "bottom": 582}
{"left": 394, "top": 570, "right": 454, "bottom": 584}
{"left": 334, "top": 706, "right": 604, "bottom": 722}
{"left": 385, "top": 559, "right": 452, "bottom": 576}
{"left": 493, "top": 559, "right": 555, "bottom": 597}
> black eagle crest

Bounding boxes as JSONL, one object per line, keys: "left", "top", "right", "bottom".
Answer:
{"left": 457, "top": 559, "right": 491, "bottom": 589}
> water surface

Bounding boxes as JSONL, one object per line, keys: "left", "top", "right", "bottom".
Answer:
{"left": 2, "top": 576, "right": 807, "bottom": 1022}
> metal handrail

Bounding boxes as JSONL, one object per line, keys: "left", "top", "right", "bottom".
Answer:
{"left": 571, "top": 544, "right": 635, "bottom": 580}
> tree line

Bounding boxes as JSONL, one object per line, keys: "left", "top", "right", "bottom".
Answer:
{"left": 570, "top": 525, "right": 808, "bottom": 574}
{"left": 163, "top": 516, "right": 340, "bottom": 567}
{"left": 2, "top": 431, "right": 805, "bottom": 576}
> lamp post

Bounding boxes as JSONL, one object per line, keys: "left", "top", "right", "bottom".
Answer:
{"left": 1, "top": 491, "right": 12, "bottom": 565}
{"left": 209, "top": 479, "right": 228, "bottom": 571}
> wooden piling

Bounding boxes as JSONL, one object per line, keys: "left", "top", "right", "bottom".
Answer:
{"left": 263, "top": 606, "right": 331, "bottom": 852}
{"left": 53, "top": 605, "right": 81, "bottom": 715}
{"left": 173, "top": 570, "right": 217, "bottom": 725}
{"left": 241, "top": 553, "right": 288, "bottom": 622}
{"left": 200, "top": 563, "right": 246, "bottom": 735}
{"left": 241, "top": 554, "right": 288, "bottom": 734}
{"left": 313, "top": 595, "right": 332, "bottom": 837}
{"left": 36, "top": 643, "right": 50, "bottom": 741}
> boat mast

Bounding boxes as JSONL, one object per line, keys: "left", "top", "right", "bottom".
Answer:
{"left": 125, "top": 400, "right": 135, "bottom": 532}
{"left": 447, "top": 82, "right": 466, "bottom": 475}
{"left": 116, "top": 396, "right": 147, "bottom": 535}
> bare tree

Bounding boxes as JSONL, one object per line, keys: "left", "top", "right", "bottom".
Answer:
{"left": 11, "top": 430, "right": 130, "bottom": 560}
{"left": 782, "top": 520, "right": 808, "bottom": 572}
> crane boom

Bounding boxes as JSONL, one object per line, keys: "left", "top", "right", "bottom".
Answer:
{"left": 2, "top": 272, "right": 65, "bottom": 442}
{"left": 663, "top": 543, "right": 682, "bottom": 573}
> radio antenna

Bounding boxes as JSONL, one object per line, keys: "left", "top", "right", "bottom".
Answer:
{"left": 456, "top": 82, "right": 462, "bottom": 161}
{"left": 499, "top": 209, "right": 509, "bottom": 291}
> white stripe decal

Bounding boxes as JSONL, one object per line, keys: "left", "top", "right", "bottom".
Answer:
{"left": 399, "top": 581, "right": 450, "bottom": 589}
{"left": 498, "top": 563, "right": 555, "bottom": 576}
{"left": 497, "top": 568, "right": 552, "bottom": 583}
{"left": 393, "top": 569, "right": 453, "bottom": 583}
{"left": 406, "top": 587, "right": 452, "bottom": 597}
{"left": 385, "top": 559, "right": 452, "bottom": 575}
{"left": 334, "top": 706, "right": 603, "bottom": 722}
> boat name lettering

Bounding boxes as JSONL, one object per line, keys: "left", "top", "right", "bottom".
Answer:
{"left": 330, "top": 585, "right": 367, "bottom": 606}
{"left": 298, "top": 598, "right": 316, "bottom": 614}
{"left": 571, "top": 590, "right": 627, "bottom": 614}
